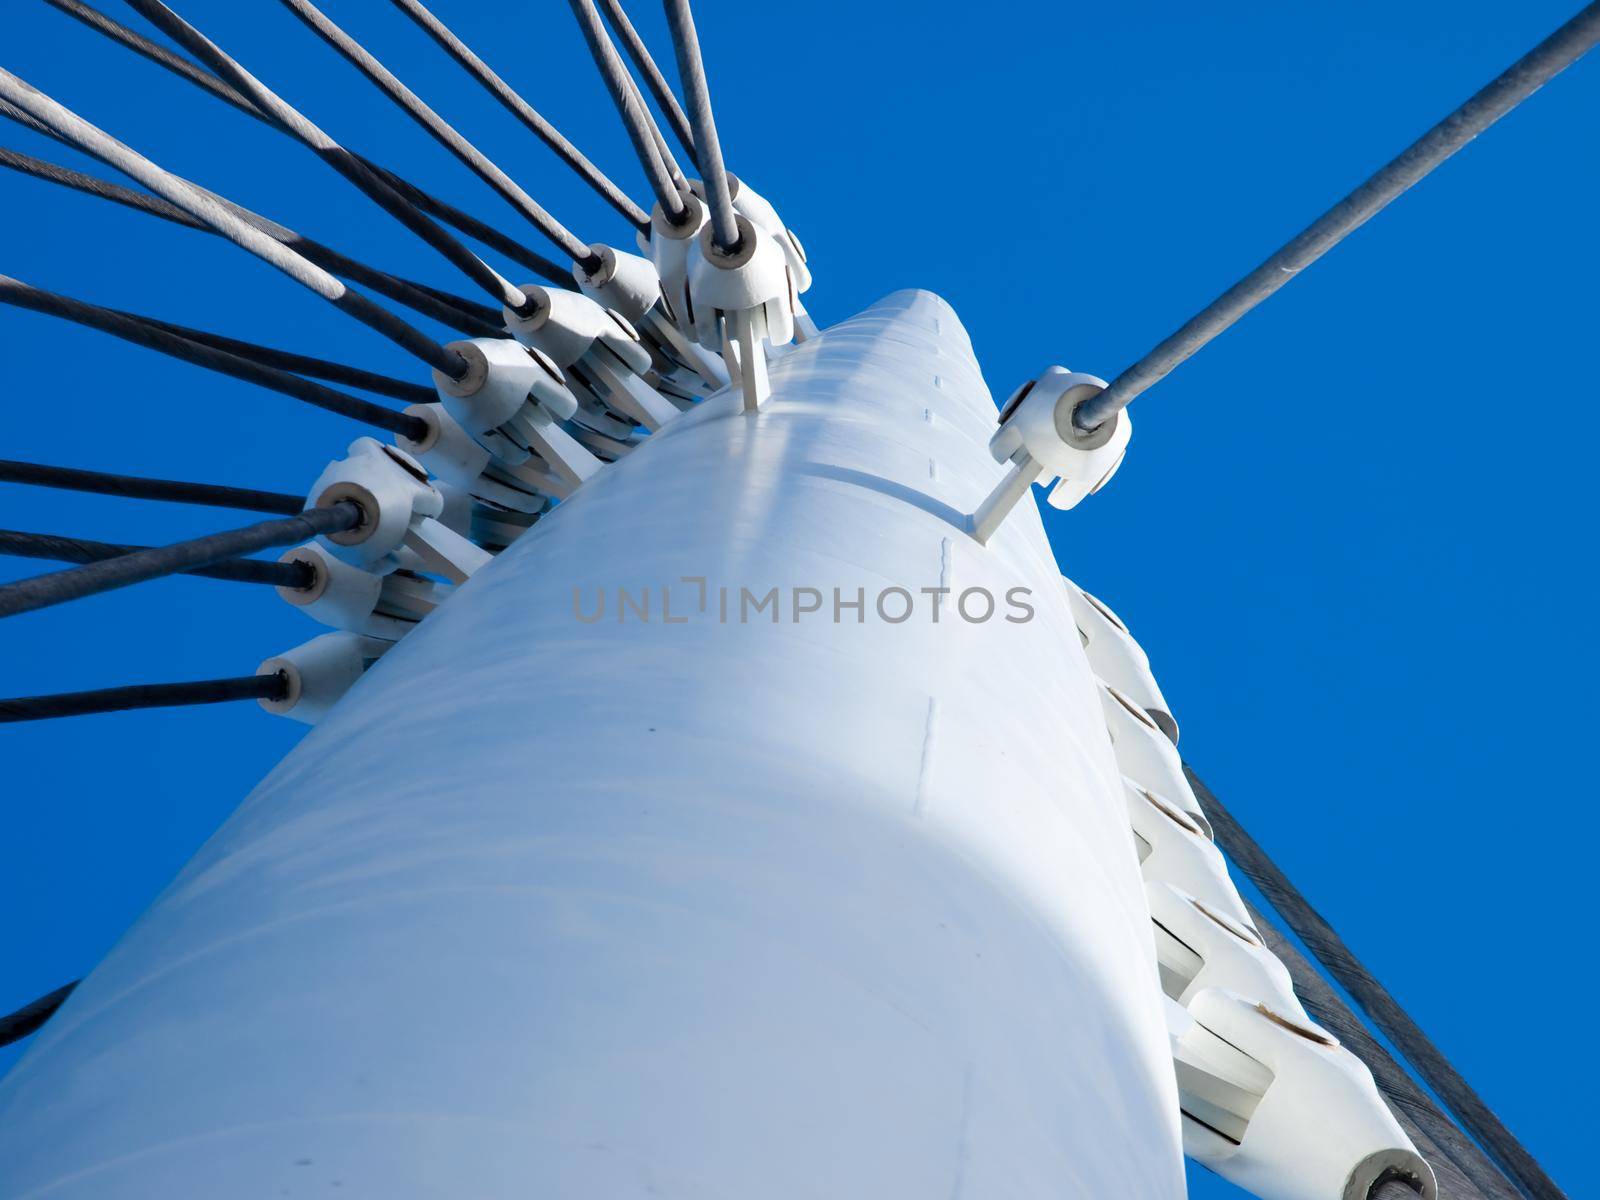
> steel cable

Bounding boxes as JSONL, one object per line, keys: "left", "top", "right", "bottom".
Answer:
{"left": 1245, "top": 899, "right": 1517, "bottom": 1200}
{"left": 619, "top": 50, "right": 688, "bottom": 190}
{"left": 0, "top": 461, "right": 303, "bottom": 514}
{"left": 1, "top": 529, "right": 312, "bottom": 589}
{"left": 388, "top": 0, "right": 648, "bottom": 227}
{"left": 0, "top": 674, "right": 289, "bottom": 723}
{"left": 0, "top": 502, "right": 360, "bottom": 619}
{"left": 1188, "top": 765, "right": 1568, "bottom": 1200}
{"left": 661, "top": 0, "right": 738, "bottom": 250}
{"left": 599, "top": 0, "right": 697, "bottom": 168}
{"left": 121, "top": 312, "right": 436, "bottom": 405}
{"left": 1073, "top": 2, "right": 1600, "bottom": 432}
{"left": 568, "top": 0, "right": 688, "bottom": 222}
{"left": 45, "top": 0, "right": 564, "bottom": 286}
{"left": 0, "top": 66, "right": 469, "bottom": 379}
{"left": 362, "top": 162, "right": 569, "bottom": 285}
{"left": 280, "top": 0, "right": 594, "bottom": 274}
{"left": 125, "top": 0, "right": 528, "bottom": 316}
{"left": 1370, "top": 1182, "right": 1427, "bottom": 1200}
{"left": 0, "top": 145, "right": 502, "bottom": 337}
{"left": 0, "top": 276, "right": 428, "bottom": 439}
{"left": 0, "top": 983, "right": 78, "bottom": 1046}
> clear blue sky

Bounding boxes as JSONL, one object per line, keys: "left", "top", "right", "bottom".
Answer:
{"left": 2, "top": 2, "right": 1594, "bottom": 1196}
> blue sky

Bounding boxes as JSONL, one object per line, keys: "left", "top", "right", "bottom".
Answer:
{"left": 2, "top": 2, "right": 1594, "bottom": 1196}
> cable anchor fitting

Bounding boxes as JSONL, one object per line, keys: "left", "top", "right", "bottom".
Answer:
{"left": 970, "top": 367, "right": 1131, "bottom": 544}
{"left": 682, "top": 214, "right": 797, "bottom": 411}
{"left": 707, "top": 173, "right": 816, "bottom": 340}
{"left": 429, "top": 337, "right": 601, "bottom": 501}
{"left": 256, "top": 631, "right": 391, "bottom": 725}
{"left": 307, "top": 437, "right": 491, "bottom": 584}
{"left": 574, "top": 243, "right": 729, "bottom": 398}
{"left": 503, "top": 284, "right": 681, "bottom": 433}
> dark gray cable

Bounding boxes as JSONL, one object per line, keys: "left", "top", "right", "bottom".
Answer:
{"left": 0, "top": 983, "right": 77, "bottom": 1046}
{"left": 0, "top": 64, "right": 468, "bottom": 380}
{"left": 568, "top": 0, "right": 689, "bottom": 222}
{"left": 619, "top": 48, "right": 688, "bottom": 189}
{"left": 126, "top": 0, "right": 528, "bottom": 317}
{"left": 1074, "top": 2, "right": 1600, "bottom": 432}
{"left": 661, "top": 0, "right": 738, "bottom": 250}
{"left": 45, "top": 0, "right": 562, "bottom": 290}
{"left": 124, "top": 312, "right": 435, "bottom": 404}
{"left": 364, "top": 162, "right": 569, "bottom": 285}
{"left": 0, "top": 96, "right": 68, "bottom": 145}
{"left": 599, "top": 0, "right": 697, "bottom": 168}
{"left": 1370, "top": 1182, "right": 1427, "bottom": 1200}
{"left": 1, "top": 529, "right": 312, "bottom": 589}
{"left": 0, "top": 674, "right": 288, "bottom": 723}
{"left": 1245, "top": 899, "right": 1514, "bottom": 1200}
{"left": 388, "top": 0, "right": 649, "bottom": 227}
{"left": 0, "top": 275, "right": 428, "bottom": 439}
{"left": 1187, "top": 765, "right": 1567, "bottom": 1200}
{"left": 0, "top": 145, "right": 503, "bottom": 336}
{"left": 0, "top": 502, "right": 359, "bottom": 619}
{"left": 280, "top": 0, "right": 594, "bottom": 273}
{"left": 583, "top": 2, "right": 689, "bottom": 191}
{"left": 0, "top": 460, "right": 303, "bottom": 514}
{"left": 44, "top": 0, "right": 263, "bottom": 121}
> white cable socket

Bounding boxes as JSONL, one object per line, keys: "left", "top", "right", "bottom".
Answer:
{"left": 256, "top": 631, "right": 391, "bottom": 726}
{"left": 1065, "top": 575, "right": 1177, "bottom": 743}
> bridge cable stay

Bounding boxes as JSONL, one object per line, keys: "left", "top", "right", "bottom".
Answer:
{"left": 1186, "top": 765, "right": 1568, "bottom": 1200}
{"left": 598, "top": 0, "right": 698, "bottom": 169}
{"left": 114, "top": 312, "right": 437, "bottom": 405}
{"left": 0, "top": 145, "right": 503, "bottom": 336}
{"left": 122, "top": 0, "right": 532, "bottom": 315}
{"left": 0, "top": 462, "right": 304, "bottom": 515}
{"left": 578, "top": 5, "right": 693, "bottom": 192}
{"left": 0, "top": 277, "right": 430, "bottom": 439}
{"left": 1072, "top": 1, "right": 1600, "bottom": 433}
{"left": 0, "top": 675, "right": 290, "bottom": 724}
{"left": 615, "top": 40, "right": 691, "bottom": 191}
{"left": 1242, "top": 896, "right": 1516, "bottom": 1200}
{"left": 279, "top": 0, "right": 599, "bottom": 273}
{"left": 362, "top": 163, "right": 569, "bottom": 286}
{"left": 388, "top": 0, "right": 649, "bottom": 228}
{"left": 0, "top": 531, "right": 311, "bottom": 590}
{"left": 567, "top": 0, "right": 689, "bottom": 222}
{"left": 44, "top": 0, "right": 568, "bottom": 287}
{"left": 0, "top": 502, "right": 362, "bottom": 620}
{"left": 0, "top": 984, "right": 79, "bottom": 1048}
{"left": 0, "top": 6, "right": 1583, "bottom": 1199}
{"left": 0, "top": 68, "right": 470, "bottom": 380}
{"left": 661, "top": 0, "right": 739, "bottom": 251}
{"left": 576, "top": 16, "right": 690, "bottom": 196}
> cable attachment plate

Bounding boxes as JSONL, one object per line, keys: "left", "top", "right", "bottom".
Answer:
{"left": 504, "top": 285, "right": 681, "bottom": 433}
{"left": 683, "top": 214, "right": 797, "bottom": 411}
{"left": 574, "top": 243, "right": 730, "bottom": 397}
{"left": 276, "top": 541, "right": 448, "bottom": 641}
{"left": 427, "top": 337, "right": 601, "bottom": 500}
{"left": 722, "top": 174, "right": 816, "bottom": 340}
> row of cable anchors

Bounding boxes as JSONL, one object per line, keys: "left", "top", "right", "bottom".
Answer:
{"left": 641, "top": 175, "right": 812, "bottom": 411}
{"left": 1067, "top": 575, "right": 1435, "bottom": 1200}
{"left": 253, "top": 223, "right": 789, "bottom": 720}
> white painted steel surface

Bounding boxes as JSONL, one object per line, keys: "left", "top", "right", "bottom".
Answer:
{"left": 0, "top": 291, "right": 1184, "bottom": 1199}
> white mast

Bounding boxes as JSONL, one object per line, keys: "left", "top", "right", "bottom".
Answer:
{"left": 3, "top": 5, "right": 1589, "bottom": 1196}
{"left": 0, "top": 292, "right": 1187, "bottom": 1198}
